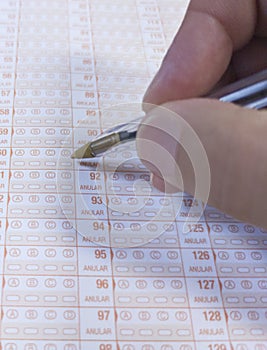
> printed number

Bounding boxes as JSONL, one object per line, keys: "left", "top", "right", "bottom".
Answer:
{"left": 0, "top": 195, "right": 4, "bottom": 202}
{"left": 1, "top": 90, "right": 10, "bottom": 97}
{"left": 98, "top": 310, "right": 110, "bottom": 321}
{"left": 95, "top": 249, "right": 107, "bottom": 259}
{"left": 0, "top": 171, "right": 4, "bottom": 179}
{"left": 197, "top": 280, "right": 215, "bottom": 290}
{"left": 96, "top": 279, "right": 109, "bottom": 289}
{"left": 193, "top": 250, "right": 210, "bottom": 260}
{"left": 208, "top": 344, "right": 226, "bottom": 350}
{"left": 91, "top": 196, "right": 102, "bottom": 204}
{"left": 187, "top": 224, "right": 204, "bottom": 232}
{"left": 90, "top": 172, "right": 101, "bottom": 180}
{"left": 93, "top": 221, "right": 104, "bottom": 231}
{"left": 0, "top": 149, "right": 7, "bottom": 156}
{"left": 0, "top": 128, "right": 8, "bottom": 135}
{"left": 99, "top": 345, "right": 112, "bottom": 350}
{"left": 203, "top": 311, "right": 222, "bottom": 321}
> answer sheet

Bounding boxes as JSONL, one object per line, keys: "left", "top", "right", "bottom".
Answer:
{"left": 0, "top": 0, "right": 267, "bottom": 349}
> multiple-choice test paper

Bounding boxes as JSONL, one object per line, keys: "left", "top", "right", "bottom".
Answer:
{"left": 0, "top": 0, "right": 267, "bottom": 349}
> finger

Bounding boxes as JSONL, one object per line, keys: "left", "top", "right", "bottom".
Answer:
{"left": 151, "top": 173, "right": 180, "bottom": 194}
{"left": 137, "top": 100, "right": 267, "bottom": 229}
{"left": 211, "top": 37, "right": 267, "bottom": 90}
{"left": 231, "top": 37, "right": 267, "bottom": 77}
{"left": 143, "top": 0, "right": 257, "bottom": 108}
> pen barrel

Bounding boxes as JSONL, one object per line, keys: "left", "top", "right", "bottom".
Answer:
{"left": 209, "top": 69, "right": 267, "bottom": 109}
{"left": 90, "top": 133, "right": 121, "bottom": 156}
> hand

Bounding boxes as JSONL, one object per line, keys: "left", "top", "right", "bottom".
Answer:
{"left": 137, "top": 0, "right": 267, "bottom": 228}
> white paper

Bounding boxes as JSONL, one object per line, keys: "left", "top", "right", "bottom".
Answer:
{"left": 0, "top": 1, "right": 267, "bottom": 349}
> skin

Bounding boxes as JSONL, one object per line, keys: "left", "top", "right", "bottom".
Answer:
{"left": 137, "top": 0, "right": 267, "bottom": 228}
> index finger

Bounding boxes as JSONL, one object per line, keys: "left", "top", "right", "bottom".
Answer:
{"left": 143, "top": 0, "right": 264, "bottom": 107}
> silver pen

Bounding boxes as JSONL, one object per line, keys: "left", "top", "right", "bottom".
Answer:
{"left": 71, "top": 69, "right": 267, "bottom": 159}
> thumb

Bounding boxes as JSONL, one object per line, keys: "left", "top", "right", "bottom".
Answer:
{"left": 137, "top": 99, "right": 267, "bottom": 229}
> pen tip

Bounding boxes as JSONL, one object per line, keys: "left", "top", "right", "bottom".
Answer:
{"left": 71, "top": 143, "right": 95, "bottom": 159}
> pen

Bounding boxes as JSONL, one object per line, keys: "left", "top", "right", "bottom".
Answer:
{"left": 71, "top": 69, "right": 267, "bottom": 159}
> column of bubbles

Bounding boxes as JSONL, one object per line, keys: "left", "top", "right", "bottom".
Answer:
{"left": 136, "top": 0, "right": 168, "bottom": 78}
{"left": 0, "top": 0, "right": 19, "bottom": 345}
{"left": 68, "top": 0, "right": 118, "bottom": 348}
{"left": 207, "top": 208, "right": 267, "bottom": 350}
{"left": 2, "top": 0, "right": 80, "bottom": 349}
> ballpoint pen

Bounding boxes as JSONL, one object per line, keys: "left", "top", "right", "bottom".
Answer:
{"left": 71, "top": 69, "right": 267, "bottom": 159}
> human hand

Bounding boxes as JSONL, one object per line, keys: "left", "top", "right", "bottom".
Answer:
{"left": 137, "top": 0, "right": 267, "bottom": 228}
